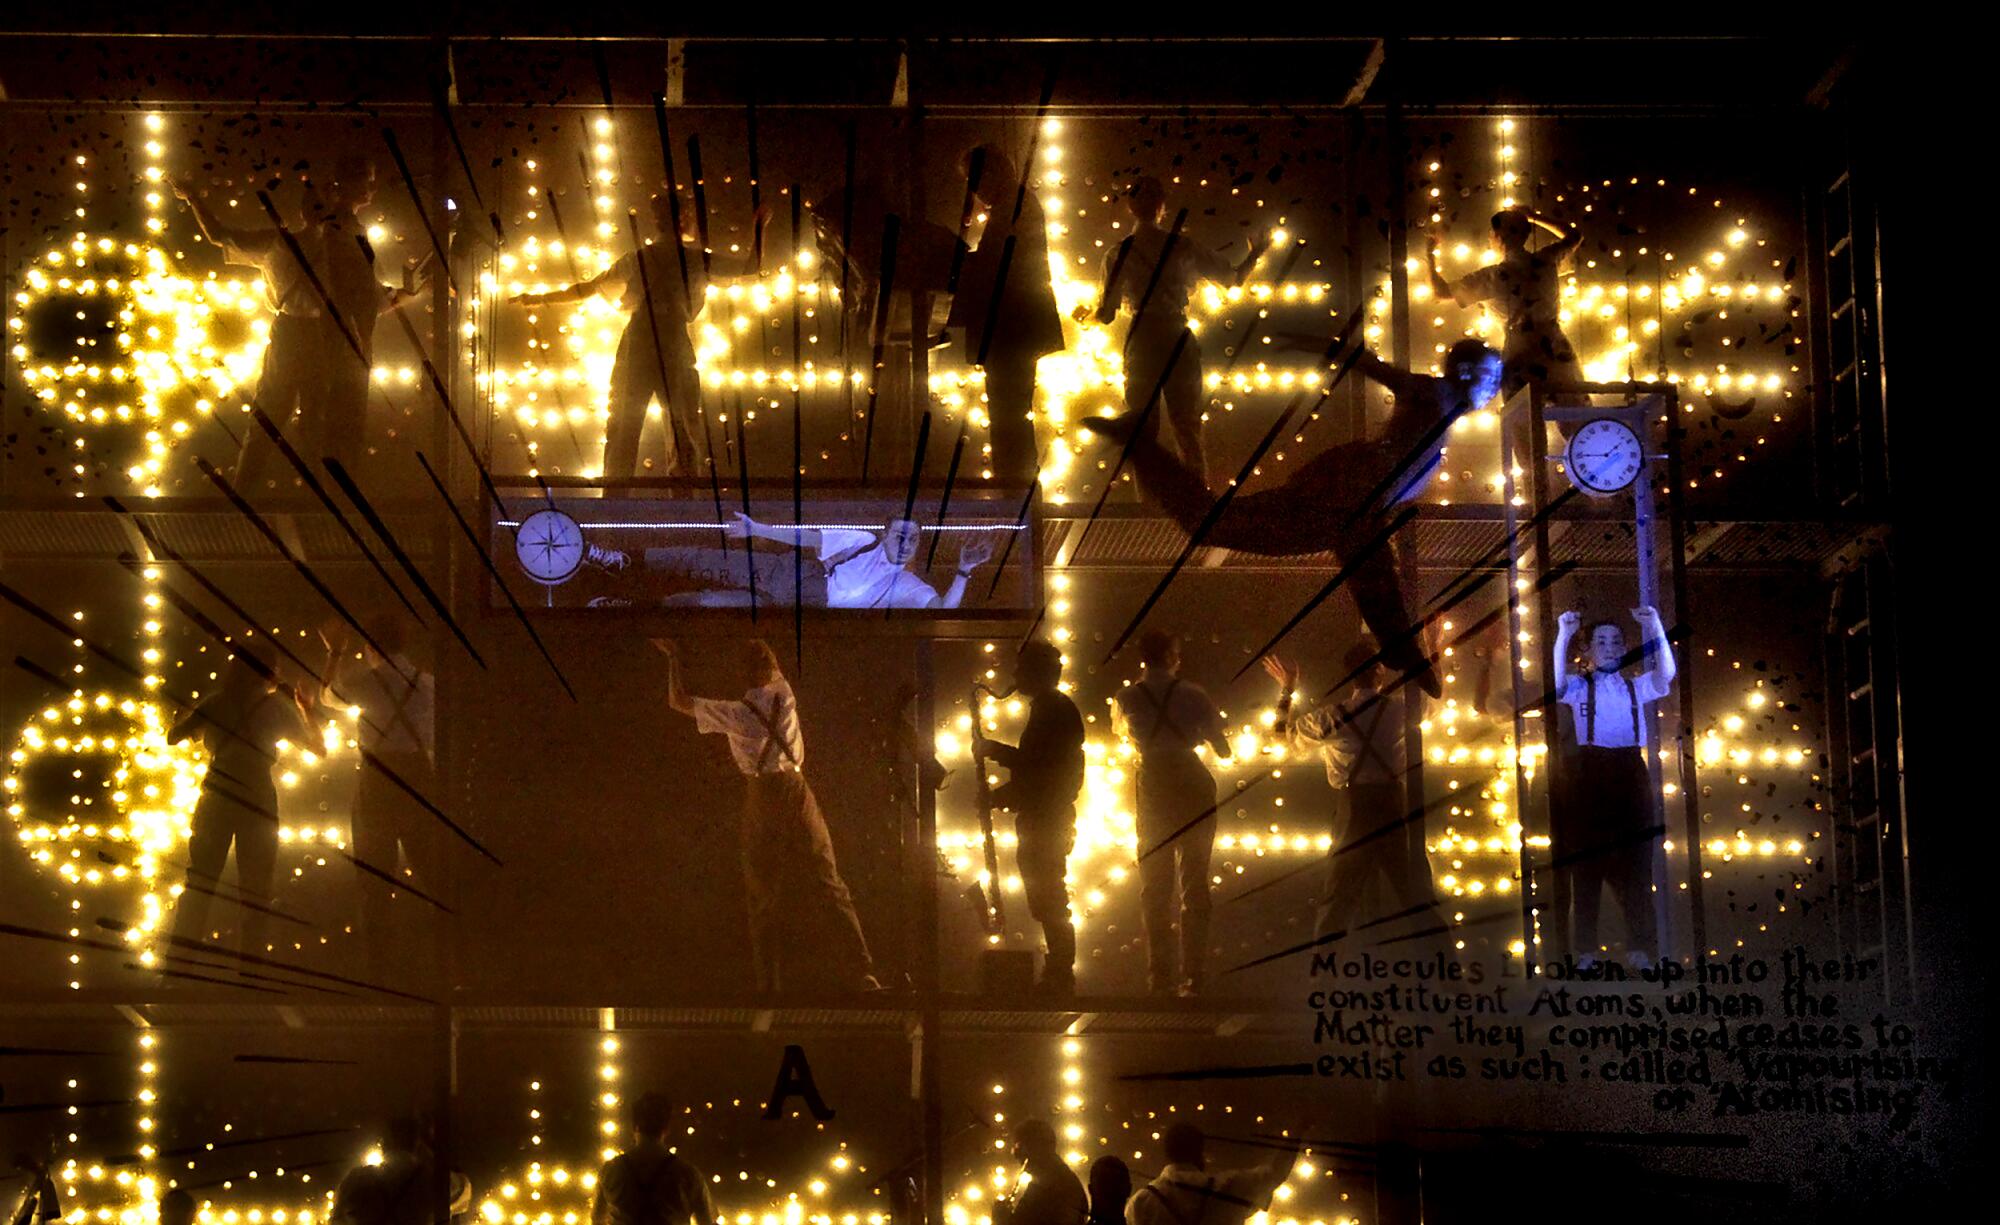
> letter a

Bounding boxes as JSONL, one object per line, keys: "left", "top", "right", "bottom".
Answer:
{"left": 764, "top": 1044, "right": 835, "bottom": 1120}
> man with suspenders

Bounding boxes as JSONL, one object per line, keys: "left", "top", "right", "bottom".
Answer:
{"left": 659, "top": 640, "right": 882, "bottom": 993}
{"left": 1550, "top": 606, "right": 1677, "bottom": 971}
{"left": 1111, "top": 631, "right": 1232, "bottom": 996}
{"left": 1125, "top": 1124, "right": 1293, "bottom": 1225}
{"left": 592, "top": 1093, "right": 717, "bottom": 1225}
{"left": 1265, "top": 642, "right": 1436, "bottom": 947}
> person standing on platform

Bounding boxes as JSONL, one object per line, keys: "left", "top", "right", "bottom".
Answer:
{"left": 157, "top": 1190, "right": 195, "bottom": 1225}
{"left": 1426, "top": 208, "right": 1586, "bottom": 405}
{"left": 996, "top": 1121, "right": 1087, "bottom": 1225}
{"left": 947, "top": 144, "right": 1065, "bottom": 485}
{"left": 975, "top": 641, "right": 1086, "bottom": 996}
{"left": 1264, "top": 644, "right": 1436, "bottom": 947}
{"left": 1111, "top": 630, "right": 1232, "bottom": 996}
{"left": 319, "top": 615, "right": 438, "bottom": 986}
{"left": 173, "top": 157, "right": 429, "bottom": 492}
{"left": 1080, "top": 177, "right": 1254, "bottom": 489}
{"left": 1085, "top": 339, "right": 1503, "bottom": 699}
{"left": 658, "top": 639, "right": 882, "bottom": 993}
{"left": 1126, "top": 1124, "right": 1294, "bottom": 1225}
{"left": 1550, "top": 606, "right": 1676, "bottom": 972}
{"left": 511, "top": 192, "right": 768, "bottom": 480}
{"left": 168, "top": 644, "right": 310, "bottom": 959}
{"left": 592, "top": 1093, "right": 717, "bottom": 1225}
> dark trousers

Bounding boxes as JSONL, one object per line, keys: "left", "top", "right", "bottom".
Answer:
{"left": 1127, "top": 436, "right": 1435, "bottom": 690}
{"left": 1548, "top": 746, "right": 1660, "bottom": 957}
{"left": 983, "top": 346, "right": 1043, "bottom": 486}
{"left": 351, "top": 752, "right": 442, "bottom": 986}
{"left": 1316, "top": 781, "right": 1436, "bottom": 942}
{"left": 1015, "top": 807, "right": 1077, "bottom": 981}
{"left": 606, "top": 320, "right": 703, "bottom": 479}
{"left": 1125, "top": 324, "right": 1209, "bottom": 487}
{"left": 742, "top": 771, "right": 874, "bottom": 991}
{"left": 1135, "top": 753, "right": 1216, "bottom": 992}
{"left": 642, "top": 546, "right": 830, "bottom": 607}
{"left": 235, "top": 314, "right": 369, "bottom": 491}
{"left": 173, "top": 779, "right": 280, "bottom": 957}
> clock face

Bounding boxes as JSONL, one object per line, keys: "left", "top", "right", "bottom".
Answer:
{"left": 1565, "top": 418, "right": 1644, "bottom": 496}
{"left": 515, "top": 509, "right": 587, "bottom": 584}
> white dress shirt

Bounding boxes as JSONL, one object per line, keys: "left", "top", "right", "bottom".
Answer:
{"left": 1559, "top": 670, "right": 1670, "bottom": 749}
{"left": 688, "top": 679, "right": 805, "bottom": 776}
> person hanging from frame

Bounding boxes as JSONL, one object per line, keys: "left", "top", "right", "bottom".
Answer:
{"left": 1084, "top": 337, "right": 1504, "bottom": 699}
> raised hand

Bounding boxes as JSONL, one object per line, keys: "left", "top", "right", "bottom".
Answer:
{"left": 958, "top": 537, "right": 995, "bottom": 570}
{"left": 721, "top": 510, "right": 757, "bottom": 540}
{"left": 1260, "top": 654, "right": 1300, "bottom": 694}
{"left": 1557, "top": 610, "right": 1582, "bottom": 636}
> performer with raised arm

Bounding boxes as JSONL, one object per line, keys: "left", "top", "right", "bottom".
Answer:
{"left": 1076, "top": 177, "right": 1259, "bottom": 489}
{"left": 974, "top": 641, "right": 1087, "bottom": 996}
{"left": 1085, "top": 338, "right": 1504, "bottom": 698}
{"left": 1264, "top": 643, "right": 1435, "bottom": 947}
{"left": 1549, "top": 605, "right": 1677, "bottom": 971}
{"left": 172, "top": 156, "right": 432, "bottom": 491}
{"left": 656, "top": 639, "right": 882, "bottom": 993}
{"left": 167, "top": 643, "right": 310, "bottom": 959}
{"left": 1111, "top": 630, "right": 1232, "bottom": 996}
{"left": 710, "top": 512, "right": 994, "bottom": 610}
{"left": 1427, "top": 208, "right": 1585, "bottom": 404}
{"left": 510, "top": 190, "right": 769, "bottom": 480}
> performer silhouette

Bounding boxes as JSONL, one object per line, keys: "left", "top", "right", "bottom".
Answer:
{"left": 511, "top": 191, "right": 768, "bottom": 479}
{"left": 1084, "top": 339, "right": 1503, "bottom": 697}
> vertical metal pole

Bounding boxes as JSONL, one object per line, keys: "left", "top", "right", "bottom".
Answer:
{"left": 1630, "top": 396, "right": 1670, "bottom": 956}
{"left": 915, "top": 637, "right": 943, "bottom": 1225}
{"left": 1662, "top": 387, "right": 1706, "bottom": 959}
{"left": 1502, "top": 389, "right": 1537, "bottom": 970}
{"left": 1383, "top": 97, "right": 1428, "bottom": 927}
{"left": 1527, "top": 388, "right": 1562, "bottom": 960}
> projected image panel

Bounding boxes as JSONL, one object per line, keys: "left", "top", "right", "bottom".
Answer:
{"left": 489, "top": 486, "right": 1037, "bottom": 617}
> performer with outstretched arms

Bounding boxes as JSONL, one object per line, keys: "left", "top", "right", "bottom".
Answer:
{"left": 1548, "top": 605, "right": 1677, "bottom": 971}
{"left": 511, "top": 191, "right": 768, "bottom": 480}
{"left": 1084, "top": 338, "right": 1503, "bottom": 697}
{"left": 1427, "top": 208, "right": 1585, "bottom": 403}
{"left": 1077, "top": 176, "right": 1260, "bottom": 489}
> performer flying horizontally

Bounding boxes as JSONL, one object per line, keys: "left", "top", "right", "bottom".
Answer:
{"left": 656, "top": 639, "right": 882, "bottom": 993}
{"left": 1083, "top": 338, "right": 1504, "bottom": 697}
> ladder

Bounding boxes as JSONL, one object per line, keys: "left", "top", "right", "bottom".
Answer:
{"left": 1809, "top": 164, "right": 1888, "bottom": 511}
{"left": 1822, "top": 553, "right": 1913, "bottom": 1005}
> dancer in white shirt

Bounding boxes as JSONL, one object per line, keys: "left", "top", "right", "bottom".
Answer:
{"left": 658, "top": 640, "right": 880, "bottom": 992}
{"left": 1549, "top": 605, "right": 1676, "bottom": 970}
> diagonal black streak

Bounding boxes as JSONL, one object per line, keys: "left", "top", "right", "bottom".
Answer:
{"left": 360, "top": 748, "right": 501, "bottom": 867}
{"left": 240, "top": 404, "right": 423, "bottom": 620}
{"left": 791, "top": 186, "right": 805, "bottom": 667}
{"left": 251, "top": 191, "right": 368, "bottom": 368}
{"left": 983, "top": 470, "right": 1044, "bottom": 602}
{"left": 323, "top": 460, "right": 486, "bottom": 669}
{"left": 924, "top": 422, "right": 969, "bottom": 575}
{"left": 160, "top": 932, "right": 437, "bottom": 1003}
{"left": 106, "top": 498, "right": 337, "bottom": 689}
{"left": 413, "top": 452, "right": 576, "bottom": 702}
{"left": 622, "top": 206, "right": 694, "bottom": 490}
{"left": 1098, "top": 388, "right": 1314, "bottom": 667}
{"left": 875, "top": 410, "right": 936, "bottom": 622}
{"left": 733, "top": 407, "right": 760, "bottom": 620}
{"left": 1222, "top": 500, "right": 1421, "bottom": 677}
{"left": 116, "top": 1126, "right": 358, "bottom": 1166}
{"left": 385, "top": 305, "right": 516, "bottom": 519}
{"left": 430, "top": 80, "right": 503, "bottom": 244}
{"left": 337, "top": 847, "right": 455, "bottom": 914}
{"left": 651, "top": 95, "right": 727, "bottom": 525}
{"left": 858, "top": 214, "right": 902, "bottom": 483}
{"left": 380, "top": 127, "right": 456, "bottom": 297}
{"left": 1068, "top": 330, "right": 1188, "bottom": 559}
{"left": 193, "top": 457, "right": 408, "bottom": 680}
